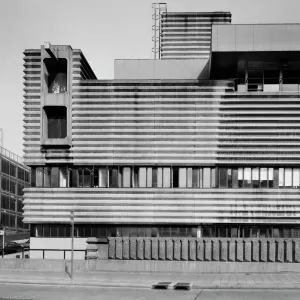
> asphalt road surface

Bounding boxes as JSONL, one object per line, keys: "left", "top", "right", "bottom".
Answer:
{"left": 0, "top": 283, "right": 300, "bottom": 300}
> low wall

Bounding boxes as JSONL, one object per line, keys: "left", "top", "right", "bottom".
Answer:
{"left": 108, "top": 238, "right": 300, "bottom": 263}
{"left": 2, "top": 259, "right": 300, "bottom": 273}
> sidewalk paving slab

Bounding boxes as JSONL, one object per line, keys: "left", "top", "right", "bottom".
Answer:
{"left": 1, "top": 269, "right": 300, "bottom": 290}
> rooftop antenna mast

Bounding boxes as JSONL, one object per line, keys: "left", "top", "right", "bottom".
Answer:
{"left": 152, "top": 3, "right": 167, "bottom": 59}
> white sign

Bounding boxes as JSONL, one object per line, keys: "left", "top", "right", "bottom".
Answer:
{"left": 0, "top": 230, "right": 4, "bottom": 236}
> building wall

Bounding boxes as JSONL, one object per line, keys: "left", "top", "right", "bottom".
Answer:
{"left": 0, "top": 147, "right": 30, "bottom": 232}
{"left": 212, "top": 24, "right": 300, "bottom": 52}
{"left": 114, "top": 59, "right": 210, "bottom": 80}
{"left": 160, "top": 12, "right": 231, "bottom": 59}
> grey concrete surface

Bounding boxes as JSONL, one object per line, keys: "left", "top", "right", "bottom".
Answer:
{"left": 2, "top": 268, "right": 300, "bottom": 290}
{"left": 1, "top": 284, "right": 300, "bottom": 300}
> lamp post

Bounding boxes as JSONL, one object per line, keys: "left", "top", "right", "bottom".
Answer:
{"left": 70, "top": 210, "right": 74, "bottom": 279}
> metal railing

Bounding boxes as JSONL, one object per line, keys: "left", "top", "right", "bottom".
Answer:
{"left": 0, "top": 249, "right": 87, "bottom": 260}
{"left": 0, "top": 146, "right": 26, "bottom": 166}
{"left": 235, "top": 78, "right": 300, "bottom": 92}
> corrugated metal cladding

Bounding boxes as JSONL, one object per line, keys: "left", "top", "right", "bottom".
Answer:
{"left": 160, "top": 12, "right": 231, "bottom": 59}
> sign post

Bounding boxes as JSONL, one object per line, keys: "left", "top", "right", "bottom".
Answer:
{"left": 0, "top": 229, "right": 4, "bottom": 258}
{"left": 70, "top": 210, "right": 74, "bottom": 279}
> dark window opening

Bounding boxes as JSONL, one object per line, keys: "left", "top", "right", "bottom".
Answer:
{"left": 44, "top": 106, "right": 67, "bottom": 139}
{"left": 44, "top": 58, "right": 67, "bottom": 94}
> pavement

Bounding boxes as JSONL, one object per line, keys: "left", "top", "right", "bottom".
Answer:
{"left": 1, "top": 269, "right": 300, "bottom": 290}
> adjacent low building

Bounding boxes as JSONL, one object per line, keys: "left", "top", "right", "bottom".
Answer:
{"left": 0, "top": 146, "right": 30, "bottom": 234}
{"left": 23, "top": 10, "right": 300, "bottom": 260}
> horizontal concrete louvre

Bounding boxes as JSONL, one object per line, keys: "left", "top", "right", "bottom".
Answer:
{"left": 161, "top": 12, "right": 231, "bottom": 59}
{"left": 107, "top": 238, "right": 300, "bottom": 262}
{"left": 23, "top": 51, "right": 42, "bottom": 166}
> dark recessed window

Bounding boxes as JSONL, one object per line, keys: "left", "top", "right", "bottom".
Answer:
{"left": 44, "top": 58, "right": 67, "bottom": 94}
{"left": 44, "top": 106, "right": 67, "bottom": 139}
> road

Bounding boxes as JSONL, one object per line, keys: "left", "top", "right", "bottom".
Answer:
{"left": 0, "top": 283, "right": 300, "bottom": 300}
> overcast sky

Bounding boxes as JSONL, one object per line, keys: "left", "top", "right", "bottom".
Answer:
{"left": 1, "top": 0, "right": 300, "bottom": 157}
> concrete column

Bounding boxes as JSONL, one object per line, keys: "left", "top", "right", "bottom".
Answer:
{"left": 189, "top": 239, "right": 196, "bottom": 261}
{"left": 173, "top": 238, "right": 181, "bottom": 261}
{"left": 158, "top": 238, "right": 166, "bottom": 260}
{"left": 166, "top": 238, "right": 173, "bottom": 260}
{"left": 244, "top": 240, "right": 251, "bottom": 262}
{"left": 220, "top": 239, "right": 228, "bottom": 261}
{"left": 268, "top": 240, "right": 276, "bottom": 262}
{"left": 115, "top": 237, "right": 123, "bottom": 260}
{"left": 205, "top": 240, "right": 212, "bottom": 261}
{"left": 197, "top": 240, "right": 204, "bottom": 261}
{"left": 181, "top": 238, "right": 188, "bottom": 261}
{"left": 236, "top": 240, "right": 243, "bottom": 262}
{"left": 294, "top": 241, "right": 300, "bottom": 263}
{"left": 108, "top": 238, "right": 115, "bottom": 259}
{"left": 286, "top": 240, "right": 293, "bottom": 263}
{"left": 137, "top": 238, "right": 144, "bottom": 260}
{"left": 212, "top": 240, "right": 220, "bottom": 261}
{"left": 260, "top": 240, "right": 267, "bottom": 262}
{"left": 277, "top": 240, "right": 284, "bottom": 262}
{"left": 144, "top": 238, "right": 151, "bottom": 260}
{"left": 151, "top": 238, "right": 158, "bottom": 260}
{"left": 228, "top": 240, "right": 236, "bottom": 262}
{"left": 252, "top": 240, "right": 259, "bottom": 262}
{"left": 129, "top": 238, "right": 137, "bottom": 260}
{"left": 123, "top": 238, "right": 130, "bottom": 260}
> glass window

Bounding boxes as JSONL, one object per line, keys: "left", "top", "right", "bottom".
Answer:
{"left": 199, "top": 168, "right": 203, "bottom": 188}
{"left": 83, "top": 168, "right": 92, "bottom": 187}
{"left": 238, "top": 168, "right": 243, "bottom": 188}
{"left": 260, "top": 168, "right": 268, "bottom": 188}
{"left": 132, "top": 167, "right": 138, "bottom": 188}
{"left": 59, "top": 167, "right": 67, "bottom": 187}
{"left": 162, "top": 167, "right": 171, "bottom": 188}
{"left": 285, "top": 168, "right": 292, "bottom": 187}
{"left": 172, "top": 167, "right": 179, "bottom": 188}
{"left": 243, "top": 168, "right": 251, "bottom": 188}
{"left": 211, "top": 168, "right": 218, "bottom": 188}
{"left": 146, "top": 167, "right": 152, "bottom": 187}
{"left": 44, "top": 167, "right": 51, "bottom": 187}
{"left": 187, "top": 167, "right": 192, "bottom": 188}
{"left": 252, "top": 167, "right": 259, "bottom": 188}
{"left": 45, "top": 106, "right": 67, "bottom": 139}
{"left": 138, "top": 167, "right": 147, "bottom": 188}
{"left": 109, "top": 167, "right": 119, "bottom": 188}
{"left": 98, "top": 167, "right": 107, "bottom": 188}
{"left": 232, "top": 168, "right": 238, "bottom": 188}
{"left": 44, "top": 58, "right": 67, "bottom": 94}
{"left": 227, "top": 169, "right": 232, "bottom": 188}
{"left": 203, "top": 168, "right": 211, "bottom": 188}
{"left": 157, "top": 167, "right": 163, "bottom": 187}
{"left": 179, "top": 168, "right": 186, "bottom": 188}
{"left": 36, "top": 167, "right": 44, "bottom": 187}
{"left": 51, "top": 167, "right": 59, "bottom": 187}
{"left": 279, "top": 168, "right": 284, "bottom": 187}
{"left": 122, "top": 167, "right": 131, "bottom": 188}
{"left": 10, "top": 164, "right": 16, "bottom": 177}
{"left": 272, "top": 168, "right": 278, "bottom": 188}
{"left": 293, "top": 168, "right": 300, "bottom": 188}
{"left": 192, "top": 167, "right": 199, "bottom": 188}
{"left": 152, "top": 167, "right": 157, "bottom": 188}
{"left": 219, "top": 168, "right": 227, "bottom": 188}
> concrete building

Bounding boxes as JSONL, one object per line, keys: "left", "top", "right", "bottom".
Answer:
{"left": 0, "top": 146, "right": 30, "bottom": 233}
{"left": 23, "top": 11, "right": 300, "bottom": 260}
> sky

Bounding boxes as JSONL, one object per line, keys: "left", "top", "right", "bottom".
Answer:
{"left": 1, "top": 0, "right": 300, "bottom": 157}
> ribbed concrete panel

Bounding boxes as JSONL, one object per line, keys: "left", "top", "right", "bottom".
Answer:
{"left": 23, "top": 50, "right": 43, "bottom": 165}
{"left": 161, "top": 12, "right": 231, "bottom": 59}
{"left": 23, "top": 188, "right": 300, "bottom": 224}
{"left": 70, "top": 80, "right": 232, "bottom": 165}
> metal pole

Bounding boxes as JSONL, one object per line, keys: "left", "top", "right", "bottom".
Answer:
{"left": 70, "top": 210, "right": 74, "bottom": 279}
{"left": 2, "top": 230, "right": 4, "bottom": 258}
